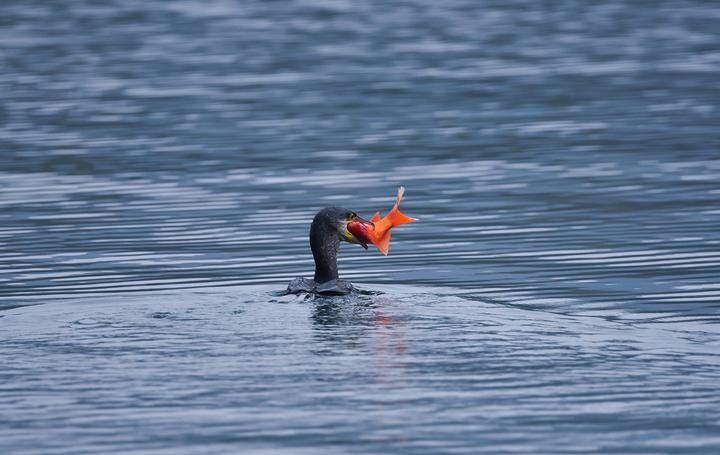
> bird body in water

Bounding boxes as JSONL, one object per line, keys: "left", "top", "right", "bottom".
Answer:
{"left": 286, "top": 207, "right": 369, "bottom": 295}
{"left": 287, "top": 188, "right": 417, "bottom": 295}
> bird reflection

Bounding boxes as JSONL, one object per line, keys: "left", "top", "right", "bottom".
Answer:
{"left": 310, "top": 295, "right": 407, "bottom": 378}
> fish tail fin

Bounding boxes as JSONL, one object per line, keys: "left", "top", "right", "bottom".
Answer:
{"left": 394, "top": 186, "right": 406, "bottom": 207}
{"left": 388, "top": 208, "right": 417, "bottom": 227}
{"left": 376, "top": 230, "right": 391, "bottom": 256}
{"left": 388, "top": 186, "right": 418, "bottom": 227}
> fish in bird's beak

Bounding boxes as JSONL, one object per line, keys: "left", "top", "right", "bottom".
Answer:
{"left": 347, "top": 186, "right": 418, "bottom": 256}
{"left": 342, "top": 215, "right": 374, "bottom": 250}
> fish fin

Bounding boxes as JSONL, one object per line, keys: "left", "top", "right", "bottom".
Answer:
{"left": 370, "top": 211, "right": 381, "bottom": 222}
{"left": 387, "top": 186, "right": 417, "bottom": 227}
{"left": 375, "top": 230, "right": 391, "bottom": 256}
{"left": 387, "top": 208, "right": 417, "bottom": 227}
{"left": 394, "top": 186, "right": 405, "bottom": 207}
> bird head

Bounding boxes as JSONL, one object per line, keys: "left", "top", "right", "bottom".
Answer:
{"left": 313, "top": 207, "right": 374, "bottom": 250}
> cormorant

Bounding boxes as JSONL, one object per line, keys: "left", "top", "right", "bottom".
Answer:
{"left": 286, "top": 207, "right": 374, "bottom": 295}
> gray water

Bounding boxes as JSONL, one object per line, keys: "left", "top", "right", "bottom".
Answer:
{"left": 1, "top": 0, "right": 719, "bottom": 453}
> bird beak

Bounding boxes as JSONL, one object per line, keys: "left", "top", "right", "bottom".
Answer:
{"left": 343, "top": 217, "right": 374, "bottom": 250}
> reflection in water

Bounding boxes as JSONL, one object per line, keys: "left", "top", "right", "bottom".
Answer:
{"left": 310, "top": 295, "right": 409, "bottom": 388}
{"left": 310, "top": 296, "right": 381, "bottom": 347}
{"left": 368, "top": 299, "right": 409, "bottom": 384}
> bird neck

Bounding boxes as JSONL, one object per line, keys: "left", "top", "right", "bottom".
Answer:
{"left": 310, "top": 219, "right": 340, "bottom": 283}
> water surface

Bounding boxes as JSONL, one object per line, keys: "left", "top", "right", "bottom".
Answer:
{"left": 1, "top": 0, "right": 719, "bottom": 453}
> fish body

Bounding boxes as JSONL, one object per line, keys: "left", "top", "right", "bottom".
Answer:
{"left": 347, "top": 186, "right": 417, "bottom": 255}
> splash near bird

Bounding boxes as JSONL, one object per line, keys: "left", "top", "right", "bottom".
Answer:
{"left": 347, "top": 186, "right": 418, "bottom": 256}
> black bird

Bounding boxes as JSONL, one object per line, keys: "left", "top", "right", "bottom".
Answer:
{"left": 287, "top": 207, "right": 374, "bottom": 295}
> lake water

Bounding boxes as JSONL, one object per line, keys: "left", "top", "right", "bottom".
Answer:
{"left": 1, "top": 1, "right": 719, "bottom": 453}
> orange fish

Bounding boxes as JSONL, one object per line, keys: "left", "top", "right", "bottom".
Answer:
{"left": 347, "top": 186, "right": 418, "bottom": 255}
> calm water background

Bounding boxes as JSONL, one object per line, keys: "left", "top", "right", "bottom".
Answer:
{"left": 1, "top": 0, "right": 719, "bottom": 453}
